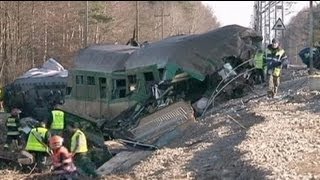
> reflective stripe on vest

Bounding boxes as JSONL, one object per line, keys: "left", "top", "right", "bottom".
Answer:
{"left": 254, "top": 53, "right": 264, "bottom": 69}
{"left": 71, "top": 129, "right": 88, "bottom": 153}
{"left": 7, "top": 131, "right": 20, "bottom": 136}
{"left": 273, "top": 67, "right": 282, "bottom": 77}
{"left": 51, "top": 110, "right": 64, "bottom": 130}
{"left": 25, "top": 127, "right": 48, "bottom": 152}
{"left": 6, "top": 118, "right": 17, "bottom": 127}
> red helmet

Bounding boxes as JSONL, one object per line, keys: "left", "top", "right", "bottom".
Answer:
{"left": 11, "top": 108, "right": 22, "bottom": 116}
{"left": 49, "top": 135, "right": 64, "bottom": 149}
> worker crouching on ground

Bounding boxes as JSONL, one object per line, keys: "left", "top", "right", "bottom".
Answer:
{"left": 4, "top": 108, "right": 22, "bottom": 151}
{"left": 67, "top": 123, "right": 98, "bottom": 177}
{"left": 25, "top": 122, "right": 51, "bottom": 172}
{"left": 265, "top": 38, "right": 288, "bottom": 98}
{"left": 49, "top": 135, "right": 78, "bottom": 179}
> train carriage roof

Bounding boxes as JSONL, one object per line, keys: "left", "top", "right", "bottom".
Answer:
{"left": 74, "top": 44, "right": 138, "bottom": 73}
{"left": 73, "top": 25, "right": 262, "bottom": 80}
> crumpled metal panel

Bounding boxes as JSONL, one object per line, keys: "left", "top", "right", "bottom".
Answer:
{"left": 129, "top": 100, "right": 195, "bottom": 147}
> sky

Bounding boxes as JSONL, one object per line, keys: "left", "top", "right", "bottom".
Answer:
{"left": 201, "top": 1, "right": 310, "bottom": 28}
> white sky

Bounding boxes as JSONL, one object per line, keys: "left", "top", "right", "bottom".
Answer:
{"left": 201, "top": 1, "right": 310, "bottom": 28}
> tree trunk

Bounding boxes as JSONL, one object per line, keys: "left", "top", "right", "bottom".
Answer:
{"left": 31, "top": 1, "right": 35, "bottom": 68}
{"left": 3, "top": 3, "right": 9, "bottom": 84}
{"left": 62, "top": 14, "right": 66, "bottom": 47}
{"left": 43, "top": 6, "right": 48, "bottom": 63}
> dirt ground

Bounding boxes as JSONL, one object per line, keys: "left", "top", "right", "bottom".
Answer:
{"left": 1, "top": 68, "right": 320, "bottom": 180}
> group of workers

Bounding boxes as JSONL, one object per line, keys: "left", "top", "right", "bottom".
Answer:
{"left": 3, "top": 105, "right": 95, "bottom": 178}
{"left": 253, "top": 38, "right": 288, "bottom": 98}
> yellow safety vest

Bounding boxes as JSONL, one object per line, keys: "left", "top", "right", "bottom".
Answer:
{"left": 254, "top": 52, "right": 264, "bottom": 69}
{"left": 51, "top": 110, "right": 65, "bottom": 130}
{"left": 276, "top": 49, "right": 285, "bottom": 58}
{"left": 273, "top": 49, "right": 285, "bottom": 77}
{"left": 71, "top": 129, "right": 88, "bottom": 153}
{"left": 273, "top": 67, "right": 282, "bottom": 77}
{"left": 25, "top": 127, "right": 48, "bottom": 152}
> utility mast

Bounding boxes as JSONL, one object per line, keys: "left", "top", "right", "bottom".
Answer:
{"left": 136, "top": 1, "right": 139, "bottom": 42}
{"left": 309, "top": 1, "right": 314, "bottom": 74}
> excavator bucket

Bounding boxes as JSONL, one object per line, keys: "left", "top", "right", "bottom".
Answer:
{"left": 128, "top": 100, "right": 196, "bottom": 147}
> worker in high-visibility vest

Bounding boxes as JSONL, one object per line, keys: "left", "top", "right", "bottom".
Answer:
{"left": 49, "top": 105, "right": 65, "bottom": 136}
{"left": 67, "top": 123, "right": 97, "bottom": 177}
{"left": 25, "top": 122, "right": 51, "bottom": 172}
{"left": 253, "top": 48, "right": 266, "bottom": 85}
{"left": 4, "top": 108, "right": 22, "bottom": 150}
{"left": 265, "top": 38, "right": 288, "bottom": 98}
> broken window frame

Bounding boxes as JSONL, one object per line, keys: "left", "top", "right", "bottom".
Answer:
{"left": 87, "top": 76, "right": 95, "bottom": 85}
{"left": 111, "top": 78, "right": 127, "bottom": 100}
{"left": 76, "top": 75, "right": 84, "bottom": 85}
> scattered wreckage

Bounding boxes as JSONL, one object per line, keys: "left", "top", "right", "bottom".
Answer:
{"left": 1, "top": 24, "right": 262, "bottom": 175}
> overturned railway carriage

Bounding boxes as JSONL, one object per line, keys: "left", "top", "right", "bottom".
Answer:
{"left": 3, "top": 59, "right": 68, "bottom": 120}
{"left": 0, "top": 25, "right": 262, "bottom": 175}
{"left": 61, "top": 24, "right": 262, "bottom": 142}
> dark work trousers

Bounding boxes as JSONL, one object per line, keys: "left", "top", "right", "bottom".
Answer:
{"left": 254, "top": 68, "right": 265, "bottom": 84}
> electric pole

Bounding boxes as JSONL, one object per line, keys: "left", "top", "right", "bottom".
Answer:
{"left": 136, "top": 1, "right": 139, "bottom": 42}
{"left": 154, "top": 2, "right": 170, "bottom": 40}
{"left": 309, "top": 1, "right": 314, "bottom": 74}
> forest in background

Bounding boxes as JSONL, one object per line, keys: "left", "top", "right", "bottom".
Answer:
{"left": 0, "top": 1, "right": 220, "bottom": 85}
{"left": 2, "top": 1, "right": 317, "bottom": 86}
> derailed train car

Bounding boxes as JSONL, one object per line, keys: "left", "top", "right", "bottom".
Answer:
{"left": 60, "top": 24, "right": 262, "bottom": 142}
{"left": 1, "top": 25, "right": 262, "bottom": 174}
{"left": 3, "top": 25, "right": 262, "bottom": 144}
{"left": 3, "top": 58, "right": 68, "bottom": 120}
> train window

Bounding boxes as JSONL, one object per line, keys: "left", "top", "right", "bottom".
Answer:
{"left": 112, "top": 79, "right": 127, "bottom": 99}
{"left": 66, "top": 87, "right": 72, "bottom": 95}
{"left": 128, "top": 75, "right": 137, "bottom": 92}
{"left": 76, "top": 75, "right": 84, "bottom": 84}
{"left": 144, "top": 72, "right": 154, "bottom": 81}
{"left": 87, "top": 76, "right": 95, "bottom": 85}
{"left": 99, "top": 77, "right": 106, "bottom": 84}
{"left": 159, "top": 68, "right": 164, "bottom": 80}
